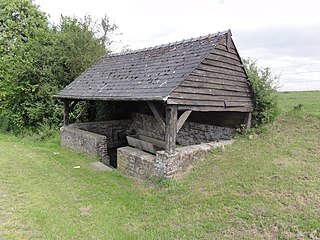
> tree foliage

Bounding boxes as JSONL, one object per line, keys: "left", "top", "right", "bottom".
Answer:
{"left": 0, "top": 0, "right": 116, "bottom": 132}
{"left": 243, "top": 58, "right": 279, "bottom": 128}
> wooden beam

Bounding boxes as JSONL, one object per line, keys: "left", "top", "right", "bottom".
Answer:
{"left": 148, "top": 102, "right": 166, "bottom": 132}
{"left": 244, "top": 112, "right": 252, "bottom": 129}
{"left": 63, "top": 100, "right": 70, "bottom": 126}
{"left": 176, "top": 110, "right": 192, "bottom": 133}
{"left": 165, "top": 105, "right": 177, "bottom": 155}
{"left": 226, "top": 29, "right": 232, "bottom": 52}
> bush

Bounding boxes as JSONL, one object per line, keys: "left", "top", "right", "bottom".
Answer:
{"left": 243, "top": 58, "right": 279, "bottom": 128}
{"left": 0, "top": 0, "right": 117, "bottom": 133}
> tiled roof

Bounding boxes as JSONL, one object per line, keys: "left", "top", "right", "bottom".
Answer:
{"left": 55, "top": 31, "right": 228, "bottom": 101}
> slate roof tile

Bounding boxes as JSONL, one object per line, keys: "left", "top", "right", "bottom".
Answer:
{"left": 56, "top": 30, "right": 228, "bottom": 101}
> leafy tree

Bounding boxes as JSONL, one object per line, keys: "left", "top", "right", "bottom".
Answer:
{"left": 243, "top": 58, "right": 279, "bottom": 128}
{"left": 0, "top": 0, "right": 117, "bottom": 132}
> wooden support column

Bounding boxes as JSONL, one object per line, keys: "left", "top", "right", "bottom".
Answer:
{"left": 165, "top": 105, "right": 178, "bottom": 155}
{"left": 244, "top": 112, "right": 252, "bottom": 129}
{"left": 63, "top": 100, "right": 70, "bottom": 126}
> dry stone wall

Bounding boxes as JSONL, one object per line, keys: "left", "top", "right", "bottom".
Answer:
{"left": 117, "top": 140, "right": 233, "bottom": 179}
{"left": 60, "top": 126, "right": 110, "bottom": 164}
{"left": 129, "top": 113, "right": 235, "bottom": 145}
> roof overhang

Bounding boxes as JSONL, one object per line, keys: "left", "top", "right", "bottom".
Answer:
{"left": 54, "top": 95, "right": 167, "bottom": 102}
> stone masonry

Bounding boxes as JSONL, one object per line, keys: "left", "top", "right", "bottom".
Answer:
{"left": 60, "top": 114, "right": 235, "bottom": 178}
{"left": 129, "top": 113, "right": 235, "bottom": 146}
{"left": 60, "top": 126, "right": 110, "bottom": 164}
{"left": 117, "top": 140, "right": 233, "bottom": 179}
{"left": 60, "top": 119, "right": 131, "bottom": 165}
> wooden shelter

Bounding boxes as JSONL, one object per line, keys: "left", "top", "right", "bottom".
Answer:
{"left": 55, "top": 30, "right": 254, "bottom": 177}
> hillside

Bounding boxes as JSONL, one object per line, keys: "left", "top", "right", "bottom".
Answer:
{"left": 0, "top": 91, "right": 319, "bottom": 239}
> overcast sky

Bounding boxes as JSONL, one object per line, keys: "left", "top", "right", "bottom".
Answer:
{"left": 34, "top": 0, "right": 320, "bottom": 91}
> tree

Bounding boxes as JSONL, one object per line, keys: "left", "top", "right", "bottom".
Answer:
{"left": 242, "top": 58, "right": 279, "bottom": 128}
{"left": 0, "top": 0, "right": 117, "bottom": 132}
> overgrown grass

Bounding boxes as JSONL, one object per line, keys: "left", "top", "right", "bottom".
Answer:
{"left": 0, "top": 91, "right": 320, "bottom": 239}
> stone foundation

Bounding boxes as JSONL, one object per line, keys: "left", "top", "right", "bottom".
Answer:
{"left": 117, "top": 140, "right": 233, "bottom": 179}
{"left": 60, "top": 113, "right": 235, "bottom": 179}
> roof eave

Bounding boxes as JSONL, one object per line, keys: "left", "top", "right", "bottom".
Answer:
{"left": 54, "top": 94, "right": 167, "bottom": 102}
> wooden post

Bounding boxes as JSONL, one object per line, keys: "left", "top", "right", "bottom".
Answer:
{"left": 244, "top": 112, "right": 252, "bottom": 129}
{"left": 63, "top": 100, "right": 70, "bottom": 126}
{"left": 165, "top": 105, "right": 177, "bottom": 155}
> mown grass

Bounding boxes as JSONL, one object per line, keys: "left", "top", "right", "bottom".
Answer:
{"left": 0, "top": 91, "right": 320, "bottom": 239}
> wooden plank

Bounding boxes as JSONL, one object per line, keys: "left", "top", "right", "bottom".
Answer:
{"left": 197, "top": 64, "right": 247, "bottom": 78}
{"left": 176, "top": 110, "right": 192, "bottom": 133}
{"left": 165, "top": 105, "right": 177, "bottom": 155}
{"left": 179, "top": 81, "right": 251, "bottom": 93}
{"left": 192, "top": 68, "right": 245, "bottom": 80}
{"left": 181, "top": 77, "right": 250, "bottom": 89}
{"left": 168, "top": 98, "right": 252, "bottom": 107}
{"left": 206, "top": 53, "right": 243, "bottom": 67}
{"left": 173, "top": 86, "right": 252, "bottom": 95}
{"left": 202, "top": 59, "right": 244, "bottom": 72}
{"left": 189, "top": 72, "right": 248, "bottom": 84}
{"left": 147, "top": 102, "right": 166, "bottom": 132}
{"left": 170, "top": 92, "right": 253, "bottom": 102}
{"left": 177, "top": 105, "right": 253, "bottom": 112}
{"left": 215, "top": 44, "right": 238, "bottom": 55}
{"left": 226, "top": 29, "right": 232, "bottom": 52}
{"left": 63, "top": 100, "right": 70, "bottom": 126}
{"left": 213, "top": 48, "right": 239, "bottom": 61}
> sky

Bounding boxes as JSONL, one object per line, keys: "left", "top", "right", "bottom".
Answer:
{"left": 34, "top": 0, "right": 320, "bottom": 91}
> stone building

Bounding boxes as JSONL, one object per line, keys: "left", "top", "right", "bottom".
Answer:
{"left": 55, "top": 30, "right": 254, "bottom": 179}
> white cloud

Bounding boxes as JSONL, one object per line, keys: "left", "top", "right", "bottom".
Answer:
{"left": 34, "top": 0, "right": 320, "bottom": 91}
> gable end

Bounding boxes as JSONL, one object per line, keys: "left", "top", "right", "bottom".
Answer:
{"left": 168, "top": 33, "right": 253, "bottom": 112}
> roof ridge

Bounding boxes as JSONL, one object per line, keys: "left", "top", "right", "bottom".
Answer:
{"left": 105, "top": 30, "right": 229, "bottom": 57}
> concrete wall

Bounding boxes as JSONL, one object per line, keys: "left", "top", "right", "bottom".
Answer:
{"left": 129, "top": 113, "right": 235, "bottom": 145}
{"left": 117, "top": 140, "right": 233, "bottom": 179}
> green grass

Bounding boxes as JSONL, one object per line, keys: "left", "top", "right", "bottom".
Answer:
{"left": 1, "top": 91, "right": 320, "bottom": 239}
{"left": 278, "top": 90, "right": 320, "bottom": 116}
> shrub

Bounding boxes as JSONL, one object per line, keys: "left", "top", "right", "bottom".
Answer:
{"left": 243, "top": 58, "right": 279, "bottom": 128}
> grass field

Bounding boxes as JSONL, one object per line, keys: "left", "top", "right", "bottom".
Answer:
{"left": 278, "top": 90, "right": 320, "bottom": 116}
{"left": 0, "top": 91, "right": 320, "bottom": 239}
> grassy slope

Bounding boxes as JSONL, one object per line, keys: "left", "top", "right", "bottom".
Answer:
{"left": 0, "top": 91, "right": 320, "bottom": 239}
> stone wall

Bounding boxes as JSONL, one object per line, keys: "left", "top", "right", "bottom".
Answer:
{"left": 60, "top": 126, "right": 110, "bottom": 164}
{"left": 60, "top": 119, "right": 131, "bottom": 165}
{"left": 71, "top": 120, "right": 131, "bottom": 148}
{"left": 129, "top": 113, "right": 235, "bottom": 145}
{"left": 117, "top": 140, "right": 233, "bottom": 179}
{"left": 117, "top": 146, "right": 157, "bottom": 179}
